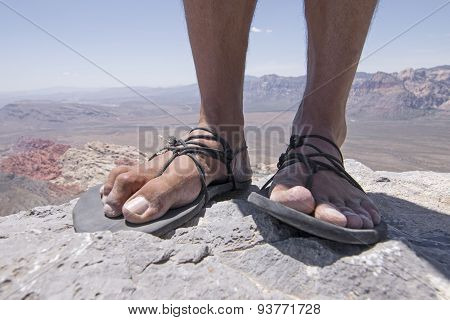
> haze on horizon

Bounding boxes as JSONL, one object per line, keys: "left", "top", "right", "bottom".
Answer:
{"left": 1, "top": 0, "right": 449, "bottom": 92}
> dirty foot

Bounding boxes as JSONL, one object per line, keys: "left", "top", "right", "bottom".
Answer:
{"left": 100, "top": 128, "right": 251, "bottom": 224}
{"left": 269, "top": 134, "right": 381, "bottom": 229}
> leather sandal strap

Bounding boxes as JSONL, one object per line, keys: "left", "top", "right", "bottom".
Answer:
{"left": 147, "top": 127, "right": 240, "bottom": 200}
{"left": 262, "top": 134, "right": 364, "bottom": 193}
{"left": 287, "top": 134, "right": 343, "bottom": 161}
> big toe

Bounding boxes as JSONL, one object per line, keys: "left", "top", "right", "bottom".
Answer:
{"left": 314, "top": 202, "right": 348, "bottom": 227}
{"left": 270, "top": 185, "right": 315, "bottom": 214}
{"left": 122, "top": 177, "right": 173, "bottom": 224}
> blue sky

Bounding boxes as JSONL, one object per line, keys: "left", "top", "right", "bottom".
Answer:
{"left": 0, "top": 0, "right": 449, "bottom": 91}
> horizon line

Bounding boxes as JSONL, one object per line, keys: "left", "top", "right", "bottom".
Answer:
{"left": 0, "top": 64, "right": 448, "bottom": 95}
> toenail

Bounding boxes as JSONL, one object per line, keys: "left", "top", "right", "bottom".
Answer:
{"left": 103, "top": 203, "right": 115, "bottom": 216}
{"left": 123, "top": 196, "right": 149, "bottom": 215}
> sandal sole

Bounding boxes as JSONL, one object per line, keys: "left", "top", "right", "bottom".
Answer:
{"left": 248, "top": 190, "right": 387, "bottom": 245}
{"left": 72, "top": 180, "right": 251, "bottom": 236}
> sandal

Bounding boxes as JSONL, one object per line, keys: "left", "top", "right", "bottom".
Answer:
{"left": 248, "top": 134, "right": 387, "bottom": 244}
{"left": 73, "top": 127, "right": 251, "bottom": 235}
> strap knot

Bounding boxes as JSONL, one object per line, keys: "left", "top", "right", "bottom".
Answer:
{"left": 263, "top": 134, "right": 364, "bottom": 193}
{"left": 289, "top": 135, "right": 305, "bottom": 149}
{"left": 224, "top": 149, "right": 233, "bottom": 161}
{"left": 149, "top": 127, "right": 240, "bottom": 200}
{"left": 165, "top": 136, "right": 181, "bottom": 147}
{"left": 277, "top": 153, "right": 287, "bottom": 169}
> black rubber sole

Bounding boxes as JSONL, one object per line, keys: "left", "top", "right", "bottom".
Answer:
{"left": 73, "top": 180, "right": 251, "bottom": 236}
{"left": 248, "top": 191, "right": 387, "bottom": 245}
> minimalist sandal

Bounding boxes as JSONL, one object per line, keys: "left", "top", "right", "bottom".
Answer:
{"left": 73, "top": 127, "right": 251, "bottom": 235}
{"left": 248, "top": 134, "right": 387, "bottom": 245}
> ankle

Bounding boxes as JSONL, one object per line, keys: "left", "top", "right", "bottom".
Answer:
{"left": 199, "top": 98, "right": 244, "bottom": 128}
{"left": 292, "top": 108, "right": 347, "bottom": 146}
{"left": 195, "top": 122, "right": 246, "bottom": 152}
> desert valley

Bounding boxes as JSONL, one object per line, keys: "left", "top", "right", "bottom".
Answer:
{"left": 0, "top": 65, "right": 449, "bottom": 216}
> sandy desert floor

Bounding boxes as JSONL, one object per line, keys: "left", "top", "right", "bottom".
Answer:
{"left": 1, "top": 112, "right": 449, "bottom": 172}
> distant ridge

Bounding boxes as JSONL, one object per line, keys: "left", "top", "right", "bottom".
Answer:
{"left": 0, "top": 65, "right": 449, "bottom": 120}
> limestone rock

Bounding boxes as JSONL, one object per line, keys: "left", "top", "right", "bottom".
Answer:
{"left": 51, "top": 141, "right": 146, "bottom": 190}
{"left": 0, "top": 160, "right": 449, "bottom": 299}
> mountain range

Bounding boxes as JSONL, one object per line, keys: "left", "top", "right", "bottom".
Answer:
{"left": 0, "top": 65, "right": 449, "bottom": 216}
{"left": 1, "top": 65, "right": 449, "bottom": 123}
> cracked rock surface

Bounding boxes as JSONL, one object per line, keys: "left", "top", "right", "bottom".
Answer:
{"left": 0, "top": 160, "right": 449, "bottom": 299}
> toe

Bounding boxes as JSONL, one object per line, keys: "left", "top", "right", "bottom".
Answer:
{"left": 122, "top": 195, "right": 166, "bottom": 224}
{"left": 314, "top": 202, "right": 347, "bottom": 227}
{"left": 122, "top": 176, "right": 173, "bottom": 224}
{"left": 338, "top": 207, "right": 364, "bottom": 229}
{"left": 104, "top": 171, "right": 146, "bottom": 217}
{"left": 102, "top": 166, "right": 130, "bottom": 197}
{"left": 346, "top": 201, "right": 374, "bottom": 229}
{"left": 270, "top": 185, "right": 316, "bottom": 214}
{"left": 361, "top": 199, "right": 381, "bottom": 225}
{"left": 122, "top": 151, "right": 218, "bottom": 224}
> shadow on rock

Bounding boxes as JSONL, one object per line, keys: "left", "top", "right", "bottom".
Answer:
{"left": 233, "top": 187, "right": 450, "bottom": 277}
{"left": 370, "top": 192, "right": 450, "bottom": 279}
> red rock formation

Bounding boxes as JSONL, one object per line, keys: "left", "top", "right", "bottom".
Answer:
{"left": 0, "top": 137, "right": 70, "bottom": 181}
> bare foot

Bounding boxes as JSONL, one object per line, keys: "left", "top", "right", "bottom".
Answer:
{"left": 269, "top": 134, "right": 381, "bottom": 229}
{"left": 100, "top": 128, "right": 251, "bottom": 224}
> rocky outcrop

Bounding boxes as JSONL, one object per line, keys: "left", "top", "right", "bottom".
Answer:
{"left": 242, "top": 66, "right": 450, "bottom": 119}
{"left": 0, "top": 160, "right": 449, "bottom": 299}
{"left": 0, "top": 138, "right": 70, "bottom": 181}
{"left": 348, "top": 66, "right": 450, "bottom": 119}
{"left": 0, "top": 138, "right": 79, "bottom": 216}
{"left": 0, "top": 139, "right": 145, "bottom": 216}
{"left": 398, "top": 66, "right": 450, "bottom": 108}
{"left": 51, "top": 141, "right": 145, "bottom": 190}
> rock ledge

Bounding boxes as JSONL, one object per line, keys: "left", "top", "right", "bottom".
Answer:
{"left": 0, "top": 160, "right": 449, "bottom": 299}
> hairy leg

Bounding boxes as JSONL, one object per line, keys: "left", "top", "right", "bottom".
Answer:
{"left": 101, "top": 0, "right": 256, "bottom": 223}
{"left": 185, "top": 0, "right": 256, "bottom": 136}
{"left": 270, "top": 0, "right": 380, "bottom": 229}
